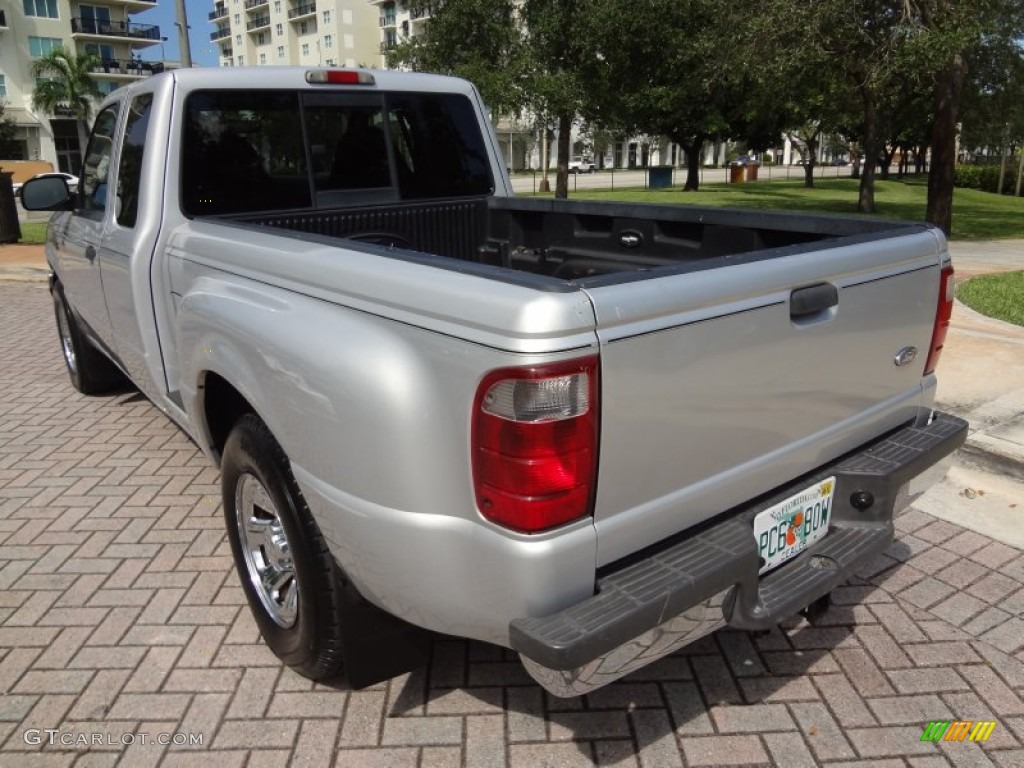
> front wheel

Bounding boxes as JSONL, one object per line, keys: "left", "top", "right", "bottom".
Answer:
{"left": 221, "top": 414, "right": 346, "bottom": 680}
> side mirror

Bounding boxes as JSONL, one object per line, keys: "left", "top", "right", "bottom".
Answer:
{"left": 20, "top": 177, "right": 74, "bottom": 212}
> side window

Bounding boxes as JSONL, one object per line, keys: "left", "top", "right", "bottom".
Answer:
{"left": 116, "top": 93, "right": 154, "bottom": 228}
{"left": 80, "top": 105, "right": 119, "bottom": 215}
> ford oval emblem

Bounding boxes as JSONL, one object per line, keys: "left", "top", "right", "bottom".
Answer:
{"left": 894, "top": 346, "right": 918, "bottom": 367}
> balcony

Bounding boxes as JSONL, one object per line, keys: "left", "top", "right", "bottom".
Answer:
{"left": 208, "top": 4, "right": 227, "bottom": 21}
{"left": 71, "top": 17, "right": 161, "bottom": 43}
{"left": 379, "top": 13, "right": 395, "bottom": 27}
{"left": 90, "top": 59, "right": 166, "bottom": 80}
{"left": 287, "top": 2, "right": 316, "bottom": 20}
{"left": 380, "top": 40, "right": 396, "bottom": 53}
{"left": 220, "top": 47, "right": 233, "bottom": 58}
{"left": 246, "top": 14, "right": 271, "bottom": 30}
{"left": 103, "top": 0, "right": 158, "bottom": 9}
{"left": 244, "top": 0, "right": 268, "bottom": 10}
{"left": 210, "top": 26, "right": 230, "bottom": 41}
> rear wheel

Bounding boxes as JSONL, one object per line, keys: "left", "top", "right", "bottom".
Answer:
{"left": 51, "top": 282, "right": 122, "bottom": 394}
{"left": 221, "top": 414, "right": 346, "bottom": 680}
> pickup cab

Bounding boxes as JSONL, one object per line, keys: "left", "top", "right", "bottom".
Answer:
{"left": 568, "top": 155, "right": 596, "bottom": 173}
{"left": 21, "top": 67, "right": 966, "bottom": 696}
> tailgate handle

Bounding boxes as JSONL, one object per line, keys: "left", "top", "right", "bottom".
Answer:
{"left": 790, "top": 283, "right": 838, "bottom": 318}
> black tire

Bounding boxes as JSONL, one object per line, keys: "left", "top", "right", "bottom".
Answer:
{"left": 221, "top": 414, "right": 346, "bottom": 680}
{"left": 51, "top": 282, "right": 122, "bottom": 394}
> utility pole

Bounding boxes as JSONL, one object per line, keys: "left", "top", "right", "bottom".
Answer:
{"left": 175, "top": 0, "right": 193, "bottom": 67}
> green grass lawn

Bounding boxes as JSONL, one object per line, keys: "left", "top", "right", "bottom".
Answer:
{"left": 565, "top": 177, "right": 1024, "bottom": 241}
{"left": 957, "top": 271, "right": 1024, "bottom": 326}
{"left": 17, "top": 221, "right": 48, "bottom": 245}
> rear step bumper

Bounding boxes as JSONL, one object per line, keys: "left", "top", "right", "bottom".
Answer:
{"left": 510, "top": 411, "right": 968, "bottom": 696}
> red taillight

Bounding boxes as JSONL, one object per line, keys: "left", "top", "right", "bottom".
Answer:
{"left": 923, "top": 265, "right": 955, "bottom": 376}
{"left": 472, "top": 357, "right": 599, "bottom": 533}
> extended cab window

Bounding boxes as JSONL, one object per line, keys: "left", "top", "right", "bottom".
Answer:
{"left": 116, "top": 93, "right": 153, "bottom": 228}
{"left": 182, "top": 91, "right": 311, "bottom": 216}
{"left": 81, "top": 105, "right": 119, "bottom": 215}
{"left": 182, "top": 89, "right": 493, "bottom": 217}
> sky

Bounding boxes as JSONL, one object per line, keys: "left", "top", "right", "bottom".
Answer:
{"left": 134, "top": 0, "right": 220, "bottom": 68}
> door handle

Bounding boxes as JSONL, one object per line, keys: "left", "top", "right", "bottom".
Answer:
{"left": 85, "top": 246, "right": 97, "bottom": 262}
{"left": 790, "top": 283, "right": 838, "bottom": 318}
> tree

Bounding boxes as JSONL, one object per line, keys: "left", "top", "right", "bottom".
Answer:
{"left": 580, "top": 0, "right": 744, "bottom": 191}
{"left": 387, "top": 1, "right": 524, "bottom": 118}
{"left": 893, "top": 0, "right": 1024, "bottom": 232}
{"left": 30, "top": 47, "right": 102, "bottom": 125}
{"left": 389, "top": 0, "right": 596, "bottom": 198}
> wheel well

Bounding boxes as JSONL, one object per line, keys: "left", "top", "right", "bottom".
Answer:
{"left": 202, "top": 372, "right": 255, "bottom": 462}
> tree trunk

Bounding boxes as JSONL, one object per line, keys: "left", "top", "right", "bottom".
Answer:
{"left": 926, "top": 55, "right": 966, "bottom": 235}
{"left": 555, "top": 112, "right": 572, "bottom": 199}
{"left": 680, "top": 136, "right": 704, "bottom": 191}
{"left": 858, "top": 89, "right": 878, "bottom": 213}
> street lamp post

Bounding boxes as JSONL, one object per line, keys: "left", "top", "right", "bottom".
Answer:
{"left": 174, "top": 0, "right": 193, "bottom": 67}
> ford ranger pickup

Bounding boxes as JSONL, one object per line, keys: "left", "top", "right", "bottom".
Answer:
{"left": 20, "top": 66, "right": 967, "bottom": 696}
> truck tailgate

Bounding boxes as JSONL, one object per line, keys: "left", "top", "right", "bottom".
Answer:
{"left": 584, "top": 229, "right": 944, "bottom": 567}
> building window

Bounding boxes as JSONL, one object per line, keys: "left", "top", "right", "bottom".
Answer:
{"left": 84, "top": 43, "right": 115, "bottom": 62}
{"left": 275, "top": 23, "right": 282, "bottom": 36}
{"left": 237, "top": 55, "right": 244, "bottom": 65}
{"left": 22, "top": 0, "right": 58, "bottom": 19}
{"left": 256, "top": 32, "right": 267, "bottom": 44}
{"left": 301, "top": 43, "right": 309, "bottom": 56}
{"left": 0, "top": 76, "right": 6, "bottom": 98}
{"left": 299, "top": 21, "right": 308, "bottom": 35}
{"left": 322, "top": 9, "right": 330, "bottom": 24}
{"left": 259, "top": 53, "right": 267, "bottom": 65}
{"left": 323, "top": 34, "right": 332, "bottom": 49}
{"left": 233, "top": 13, "right": 240, "bottom": 24}
{"left": 236, "top": 34, "right": 242, "bottom": 45}
{"left": 277, "top": 45, "right": 284, "bottom": 58}
{"left": 273, "top": 0, "right": 281, "bottom": 12}
{"left": 28, "top": 37, "right": 63, "bottom": 57}
{"left": 96, "top": 80, "right": 118, "bottom": 96}
{"left": 325, "top": 58, "right": 335, "bottom": 66}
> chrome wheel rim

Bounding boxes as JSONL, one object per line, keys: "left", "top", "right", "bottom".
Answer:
{"left": 236, "top": 473, "right": 298, "bottom": 628}
{"left": 56, "top": 300, "right": 77, "bottom": 374}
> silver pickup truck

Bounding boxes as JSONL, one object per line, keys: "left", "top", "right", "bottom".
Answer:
{"left": 21, "top": 67, "right": 966, "bottom": 697}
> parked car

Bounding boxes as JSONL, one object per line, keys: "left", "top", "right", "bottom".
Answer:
{"left": 568, "top": 156, "right": 596, "bottom": 173}
{"left": 14, "top": 172, "right": 79, "bottom": 198}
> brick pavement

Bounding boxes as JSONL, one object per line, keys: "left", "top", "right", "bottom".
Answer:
{"left": 2, "top": 279, "right": 1024, "bottom": 767}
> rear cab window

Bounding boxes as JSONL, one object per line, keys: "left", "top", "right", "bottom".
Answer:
{"left": 181, "top": 89, "right": 494, "bottom": 217}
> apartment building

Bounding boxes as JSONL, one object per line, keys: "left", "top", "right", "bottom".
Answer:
{"left": 0, "top": 0, "right": 162, "bottom": 172}
{"left": 210, "top": 0, "right": 380, "bottom": 69}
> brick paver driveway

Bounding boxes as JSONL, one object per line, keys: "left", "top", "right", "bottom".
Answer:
{"left": 2, "top": 280, "right": 1024, "bottom": 767}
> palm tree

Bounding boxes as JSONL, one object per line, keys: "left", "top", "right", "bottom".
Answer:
{"left": 30, "top": 47, "right": 102, "bottom": 124}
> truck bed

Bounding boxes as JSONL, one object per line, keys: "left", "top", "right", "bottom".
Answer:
{"left": 229, "top": 196, "right": 923, "bottom": 284}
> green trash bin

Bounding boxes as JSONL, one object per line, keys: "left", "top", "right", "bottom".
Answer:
{"left": 648, "top": 166, "right": 673, "bottom": 189}
{"left": 0, "top": 171, "right": 23, "bottom": 244}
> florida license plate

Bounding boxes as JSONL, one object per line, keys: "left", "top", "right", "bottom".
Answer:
{"left": 754, "top": 477, "right": 835, "bottom": 575}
